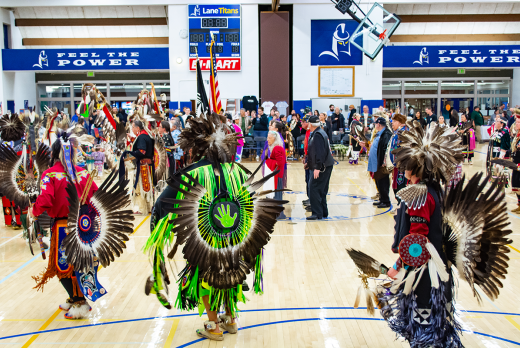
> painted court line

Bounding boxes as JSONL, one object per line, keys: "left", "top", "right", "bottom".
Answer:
{"left": 0, "top": 233, "right": 23, "bottom": 247}
{"left": 163, "top": 319, "right": 180, "bottom": 348}
{"left": 20, "top": 310, "right": 61, "bottom": 348}
{"left": 0, "top": 252, "right": 45, "bottom": 286}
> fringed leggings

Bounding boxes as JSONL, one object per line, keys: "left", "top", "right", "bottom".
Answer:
{"left": 60, "top": 277, "right": 85, "bottom": 303}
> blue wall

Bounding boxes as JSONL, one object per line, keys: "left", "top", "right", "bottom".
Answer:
{"left": 360, "top": 100, "right": 384, "bottom": 113}
{"left": 293, "top": 100, "right": 312, "bottom": 115}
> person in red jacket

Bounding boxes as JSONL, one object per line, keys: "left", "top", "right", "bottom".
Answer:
{"left": 265, "top": 131, "right": 286, "bottom": 200}
{"left": 29, "top": 133, "right": 98, "bottom": 320}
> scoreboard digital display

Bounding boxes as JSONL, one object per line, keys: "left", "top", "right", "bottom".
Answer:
{"left": 188, "top": 4, "right": 241, "bottom": 71}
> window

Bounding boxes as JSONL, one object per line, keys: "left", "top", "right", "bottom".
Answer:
{"left": 3, "top": 24, "right": 10, "bottom": 49}
{"left": 38, "top": 84, "right": 70, "bottom": 98}
{"left": 110, "top": 83, "right": 145, "bottom": 97}
{"left": 477, "top": 80, "right": 509, "bottom": 95}
{"left": 404, "top": 81, "right": 438, "bottom": 95}
{"left": 145, "top": 83, "right": 170, "bottom": 98}
{"left": 382, "top": 81, "right": 401, "bottom": 96}
{"left": 440, "top": 81, "right": 474, "bottom": 95}
{"left": 73, "top": 84, "right": 106, "bottom": 98}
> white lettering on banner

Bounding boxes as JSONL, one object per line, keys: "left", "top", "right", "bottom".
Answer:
{"left": 470, "top": 56, "right": 487, "bottom": 63}
{"left": 73, "top": 60, "right": 86, "bottom": 66}
{"left": 80, "top": 53, "right": 88, "bottom": 57}
{"left": 491, "top": 56, "right": 503, "bottom": 63}
{"left": 89, "top": 59, "right": 106, "bottom": 66}
{"left": 508, "top": 56, "right": 520, "bottom": 63}
{"left": 57, "top": 53, "right": 65, "bottom": 58}
{"left": 454, "top": 57, "right": 466, "bottom": 63}
{"left": 489, "top": 50, "right": 497, "bottom": 54}
{"left": 68, "top": 53, "right": 76, "bottom": 57}
{"left": 514, "top": 50, "right": 520, "bottom": 54}
{"left": 91, "top": 53, "right": 100, "bottom": 57}
{"left": 501, "top": 50, "right": 509, "bottom": 54}
{"left": 109, "top": 59, "right": 121, "bottom": 65}
{"left": 439, "top": 50, "right": 447, "bottom": 54}
{"left": 450, "top": 50, "right": 458, "bottom": 54}
{"left": 118, "top": 52, "right": 127, "bottom": 57}
{"left": 107, "top": 52, "right": 115, "bottom": 57}
{"left": 462, "top": 50, "right": 469, "bottom": 54}
{"left": 473, "top": 50, "right": 481, "bottom": 54}
{"left": 58, "top": 60, "right": 70, "bottom": 66}
{"left": 126, "top": 59, "right": 138, "bottom": 65}
{"left": 131, "top": 52, "right": 139, "bottom": 57}
{"left": 439, "top": 57, "right": 451, "bottom": 63}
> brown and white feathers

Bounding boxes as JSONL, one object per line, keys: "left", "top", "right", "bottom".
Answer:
{"left": 443, "top": 172, "right": 512, "bottom": 302}
{"left": 0, "top": 114, "right": 25, "bottom": 142}
{"left": 392, "top": 121, "right": 465, "bottom": 182}
{"left": 63, "top": 170, "right": 135, "bottom": 272}
{"left": 346, "top": 248, "right": 387, "bottom": 278}
{"left": 179, "top": 112, "right": 239, "bottom": 163}
{"left": 154, "top": 136, "right": 167, "bottom": 183}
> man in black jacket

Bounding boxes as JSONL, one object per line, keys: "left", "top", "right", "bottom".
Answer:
{"left": 252, "top": 106, "right": 269, "bottom": 160}
{"left": 360, "top": 117, "right": 393, "bottom": 208}
{"left": 306, "top": 115, "right": 335, "bottom": 220}
{"left": 425, "top": 107, "right": 437, "bottom": 125}
{"left": 331, "top": 107, "right": 345, "bottom": 132}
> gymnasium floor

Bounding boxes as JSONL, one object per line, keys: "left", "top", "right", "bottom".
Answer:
{"left": 1, "top": 143, "right": 520, "bottom": 348}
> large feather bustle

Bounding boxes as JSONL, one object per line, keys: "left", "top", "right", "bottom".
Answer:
{"left": 63, "top": 170, "right": 135, "bottom": 272}
{"left": 162, "top": 161, "right": 287, "bottom": 290}
{"left": 392, "top": 121, "right": 465, "bottom": 182}
{"left": 0, "top": 144, "right": 31, "bottom": 207}
{"left": 0, "top": 114, "right": 25, "bottom": 142}
{"left": 443, "top": 172, "right": 512, "bottom": 302}
{"left": 34, "top": 143, "right": 51, "bottom": 186}
{"left": 178, "top": 112, "right": 239, "bottom": 163}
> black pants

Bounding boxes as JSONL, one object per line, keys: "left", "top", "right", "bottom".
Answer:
{"left": 305, "top": 169, "right": 310, "bottom": 198}
{"left": 60, "top": 278, "right": 85, "bottom": 303}
{"left": 376, "top": 175, "right": 391, "bottom": 205}
{"left": 393, "top": 179, "right": 407, "bottom": 205}
{"left": 309, "top": 166, "right": 333, "bottom": 218}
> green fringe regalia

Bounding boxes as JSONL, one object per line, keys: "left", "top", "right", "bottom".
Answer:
{"left": 143, "top": 113, "right": 287, "bottom": 317}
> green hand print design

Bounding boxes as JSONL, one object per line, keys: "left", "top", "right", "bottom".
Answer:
{"left": 214, "top": 204, "right": 237, "bottom": 228}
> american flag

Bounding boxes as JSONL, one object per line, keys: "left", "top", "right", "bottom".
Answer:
{"left": 209, "top": 39, "right": 222, "bottom": 114}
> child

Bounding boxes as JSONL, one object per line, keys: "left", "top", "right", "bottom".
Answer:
{"left": 92, "top": 145, "right": 105, "bottom": 177}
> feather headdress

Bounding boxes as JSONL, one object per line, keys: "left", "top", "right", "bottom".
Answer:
{"left": 0, "top": 114, "right": 25, "bottom": 142}
{"left": 179, "top": 112, "right": 239, "bottom": 163}
{"left": 392, "top": 120, "right": 465, "bottom": 182}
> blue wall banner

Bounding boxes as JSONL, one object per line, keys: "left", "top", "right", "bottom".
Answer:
{"left": 2, "top": 48, "right": 169, "bottom": 71}
{"left": 310, "top": 20, "right": 363, "bottom": 66}
{"left": 383, "top": 45, "right": 520, "bottom": 68}
{"left": 188, "top": 4, "right": 240, "bottom": 17}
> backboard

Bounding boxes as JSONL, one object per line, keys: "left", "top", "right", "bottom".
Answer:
{"left": 350, "top": 3, "right": 401, "bottom": 60}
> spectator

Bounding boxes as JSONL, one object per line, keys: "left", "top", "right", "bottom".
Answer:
{"left": 490, "top": 109, "right": 499, "bottom": 126}
{"left": 438, "top": 115, "right": 447, "bottom": 127}
{"left": 508, "top": 110, "right": 516, "bottom": 129}
{"left": 301, "top": 114, "right": 311, "bottom": 208}
{"left": 360, "top": 117, "right": 393, "bottom": 209}
{"left": 268, "top": 109, "right": 276, "bottom": 123}
{"left": 347, "top": 104, "right": 356, "bottom": 128}
{"left": 289, "top": 113, "right": 301, "bottom": 143}
{"left": 313, "top": 110, "right": 320, "bottom": 117}
{"left": 118, "top": 107, "right": 128, "bottom": 124}
{"left": 274, "top": 110, "right": 281, "bottom": 122}
{"left": 159, "top": 120, "right": 175, "bottom": 178}
{"left": 425, "top": 107, "right": 437, "bottom": 125}
{"left": 306, "top": 115, "right": 334, "bottom": 220}
{"left": 360, "top": 105, "right": 373, "bottom": 133}
{"left": 327, "top": 104, "right": 335, "bottom": 117}
{"left": 264, "top": 131, "right": 287, "bottom": 202}
{"left": 414, "top": 111, "right": 427, "bottom": 129}
{"left": 499, "top": 103, "right": 511, "bottom": 118}
{"left": 231, "top": 114, "right": 244, "bottom": 163}
{"left": 331, "top": 107, "right": 345, "bottom": 132}
{"left": 408, "top": 106, "right": 414, "bottom": 117}
{"left": 173, "top": 111, "right": 185, "bottom": 129}
{"left": 112, "top": 106, "right": 122, "bottom": 123}
{"left": 77, "top": 117, "right": 88, "bottom": 134}
{"left": 252, "top": 106, "right": 269, "bottom": 160}
{"left": 170, "top": 118, "right": 183, "bottom": 171}
{"left": 470, "top": 106, "right": 484, "bottom": 143}
{"left": 71, "top": 112, "right": 78, "bottom": 123}
{"left": 319, "top": 112, "right": 332, "bottom": 140}
{"left": 449, "top": 108, "right": 459, "bottom": 127}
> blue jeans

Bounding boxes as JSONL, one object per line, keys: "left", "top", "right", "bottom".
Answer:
{"left": 253, "top": 130, "right": 267, "bottom": 156}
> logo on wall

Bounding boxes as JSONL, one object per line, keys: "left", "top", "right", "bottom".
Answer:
{"left": 311, "top": 20, "right": 363, "bottom": 66}
{"left": 32, "top": 50, "right": 48, "bottom": 69}
{"left": 413, "top": 47, "right": 429, "bottom": 65}
{"left": 319, "top": 23, "right": 352, "bottom": 60}
{"left": 191, "top": 5, "right": 200, "bottom": 16}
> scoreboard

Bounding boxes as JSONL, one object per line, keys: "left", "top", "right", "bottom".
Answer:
{"left": 188, "top": 4, "right": 241, "bottom": 71}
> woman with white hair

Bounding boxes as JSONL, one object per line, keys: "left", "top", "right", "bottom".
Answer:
{"left": 264, "top": 131, "right": 286, "bottom": 201}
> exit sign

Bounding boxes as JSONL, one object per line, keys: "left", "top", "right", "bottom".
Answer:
{"left": 457, "top": 68, "right": 465, "bottom": 74}
{"left": 87, "top": 71, "right": 95, "bottom": 77}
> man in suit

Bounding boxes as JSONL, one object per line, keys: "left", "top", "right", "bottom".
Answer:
{"left": 330, "top": 107, "right": 345, "bottom": 132}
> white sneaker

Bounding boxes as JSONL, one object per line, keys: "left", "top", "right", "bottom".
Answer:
{"left": 256, "top": 155, "right": 259, "bottom": 161}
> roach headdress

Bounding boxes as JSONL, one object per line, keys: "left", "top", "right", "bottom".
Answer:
{"left": 0, "top": 114, "right": 25, "bottom": 142}
{"left": 178, "top": 112, "right": 239, "bottom": 163}
{"left": 392, "top": 120, "right": 465, "bottom": 183}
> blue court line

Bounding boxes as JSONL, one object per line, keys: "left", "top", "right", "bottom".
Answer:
{"left": 0, "top": 251, "right": 45, "bottom": 286}
{"left": 175, "top": 317, "right": 520, "bottom": 347}
{"left": 3, "top": 306, "right": 520, "bottom": 342}
{"left": 278, "top": 205, "right": 392, "bottom": 222}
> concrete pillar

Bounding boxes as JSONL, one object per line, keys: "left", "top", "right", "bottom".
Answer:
{"left": 512, "top": 68, "right": 520, "bottom": 108}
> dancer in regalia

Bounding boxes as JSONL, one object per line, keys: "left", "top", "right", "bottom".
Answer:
{"left": 510, "top": 112, "right": 520, "bottom": 213}
{"left": 388, "top": 113, "right": 408, "bottom": 207}
{"left": 29, "top": 126, "right": 134, "bottom": 319}
{"left": 348, "top": 113, "right": 363, "bottom": 165}
{"left": 347, "top": 120, "right": 513, "bottom": 348}
{"left": 487, "top": 116, "right": 511, "bottom": 187}
{"left": 143, "top": 112, "right": 286, "bottom": 342}
{"left": 457, "top": 114, "right": 475, "bottom": 165}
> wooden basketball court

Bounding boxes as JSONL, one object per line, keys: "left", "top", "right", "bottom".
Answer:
{"left": 1, "top": 144, "right": 520, "bottom": 347}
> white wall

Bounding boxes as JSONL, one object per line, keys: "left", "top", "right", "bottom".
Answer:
{"left": 168, "top": 4, "right": 259, "bottom": 107}
{"left": 293, "top": 3, "right": 383, "bottom": 102}
{"left": 513, "top": 68, "right": 520, "bottom": 108}
{"left": 1, "top": 10, "right": 36, "bottom": 114}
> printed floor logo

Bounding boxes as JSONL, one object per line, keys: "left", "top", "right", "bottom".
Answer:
{"left": 413, "top": 47, "right": 429, "bottom": 65}
{"left": 32, "top": 50, "right": 48, "bottom": 69}
{"left": 319, "top": 23, "right": 352, "bottom": 61}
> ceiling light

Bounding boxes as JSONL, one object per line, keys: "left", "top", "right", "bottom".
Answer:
{"left": 176, "top": 57, "right": 183, "bottom": 64}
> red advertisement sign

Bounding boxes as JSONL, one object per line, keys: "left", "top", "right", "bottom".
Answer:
{"left": 189, "top": 58, "right": 241, "bottom": 71}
